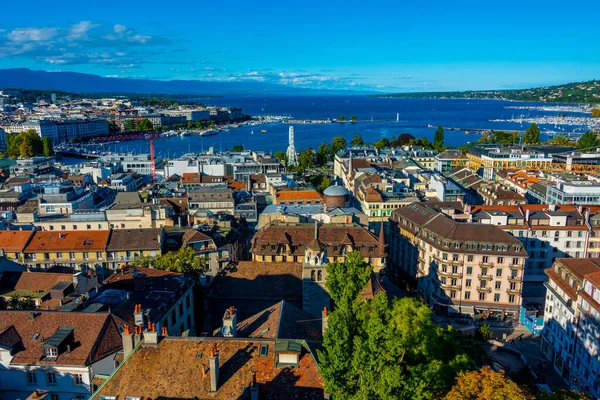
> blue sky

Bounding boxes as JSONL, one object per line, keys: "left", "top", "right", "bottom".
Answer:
{"left": 0, "top": 0, "right": 598, "bottom": 92}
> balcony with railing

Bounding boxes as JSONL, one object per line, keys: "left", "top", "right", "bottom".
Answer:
{"left": 478, "top": 274, "right": 493, "bottom": 280}
{"left": 479, "top": 261, "right": 495, "bottom": 268}
{"left": 441, "top": 282, "right": 462, "bottom": 290}
{"left": 477, "top": 286, "right": 492, "bottom": 292}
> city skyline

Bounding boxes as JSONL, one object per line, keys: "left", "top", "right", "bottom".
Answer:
{"left": 0, "top": 0, "right": 598, "bottom": 92}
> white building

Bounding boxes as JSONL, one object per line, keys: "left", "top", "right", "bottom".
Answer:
{"left": 547, "top": 180, "right": 600, "bottom": 205}
{"left": 542, "top": 258, "right": 600, "bottom": 398}
{"left": 0, "top": 311, "right": 122, "bottom": 400}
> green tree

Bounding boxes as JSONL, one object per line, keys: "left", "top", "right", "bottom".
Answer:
{"left": 391, "top": 133, "right": 415, "bottom": 147}
{"left": 19, "top": 137, "right": 35, "bottom": 158}
{"left": 338, "top": 116, "right": 346, "bottom": 122}
{"left": 350, "top": 115, "right": 357, "bottom": 122}
{"left": 434, "top": 126, "right": 445, "bottom": 151}
{"left": 350, "top": 134, "right": 364, "bottom": 147}
{"left": 42, "top": 136, "right": 54, "bottom": 157}
{"left": 124, "top": 119, "right": 136, "bottom": 131}
{"left": 577, "top": 131, "right": 600, "bottom": 150}
{"left": 133, "top": 246, "right": 208, "bottom": 280}
{"left": 591, "top": 108, "right": 600, "bottom": 118}
{"left": 136, "top": 118, "right": 154, "bottom": 132}
{"left": 331, "top": 136, "right": 347, "bottom": 154}
{"left": 522, "top": 123, "right": 541, "bottom": 145}
{"left": 546, "top": 135, "right": 571, "bottom": 146}
{"left": 374, "top": 138, "right": 390, "bottom": 150}
{"left": 475, "top": 324, "right": 493, "bottom": 341}
{"left": 316, "top": 142, "right": 330, "bottom": 166}
{"left": 444, "top": 367, "right": 529, "bottom": 400}
{"left": 319, "top": 251, "right": 475, "bottom": 400}
{"left": 274, "top": 151, "right": 286, "bottom": 161}
{"left": 232, "top": 145, "right": 244, "bottom": 152}
{"left": 298, "top": 148, "right": 316, "bottom": 170}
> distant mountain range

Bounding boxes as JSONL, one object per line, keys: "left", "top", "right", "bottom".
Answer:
{"left": 0, "top": 68, "right": 347, "bottom": 96}
{"left": 372, "top": 80, "right": 600, "bottom": 104}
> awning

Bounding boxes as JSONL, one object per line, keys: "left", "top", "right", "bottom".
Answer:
{"left": 460, "top": 305, "right": 475, "bottom": 315}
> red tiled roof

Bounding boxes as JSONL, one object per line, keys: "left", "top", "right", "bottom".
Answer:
{"left": 11, "top": 272, "right": 73, "bottom": 292}
{"left": 25, "top": 231, "right": 110, "bottom": 252}
{"left": 0, "top": 311, "right": 122, "bottom": 366}
{"left": 276, "top": 190, "right": 323, "bottom": 202}
{"left": 251, "top": 222, "right": 385, "bottom": 258}
{"left": 0, "top": 231, "right": 35, "bottom": 253}
{"left": 95, "top": 338, "right": 324, "bottom": 399}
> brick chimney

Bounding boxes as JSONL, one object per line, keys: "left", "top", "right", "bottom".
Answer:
{"left": 322, "top": 306, "right": 329, "bottom": 337}
{"left": 221, "top": 306, "right": 237, "bottom": 337}
{"left": 250, "top": 372, "right": 259, "bottom": 400}
{"left": 122, "top": 325, "right": 135, "bottom": 357}
{"left": 209, "top": 344, "right": 220, "bottom": 393}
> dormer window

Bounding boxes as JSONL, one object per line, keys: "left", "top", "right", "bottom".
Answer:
{"left": 45, "top": 347, "right": 58, "bottom": 358}
{"left": 275, "top": 341, "right": 302, "bottom": 368}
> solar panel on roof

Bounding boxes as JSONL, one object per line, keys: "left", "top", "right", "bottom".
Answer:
{"left": 51, "top": 281, "right": 72, "bottom": 291}
{"left": 44, "top": 326, "right": 74, "bottom": 347}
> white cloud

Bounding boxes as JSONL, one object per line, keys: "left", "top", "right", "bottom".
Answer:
{"left": 114, "top": 24, "right": 127, "bottom": 33}
{"left": 67, "top": 21, "right": 99, "bottom": 41}
{"left": 7, "top": 27, "right": 58, "bottom": 42}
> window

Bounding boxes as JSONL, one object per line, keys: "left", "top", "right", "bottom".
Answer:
{"left": 47, "top": 371, "right": 57, "bottom": 385}
{"left": 494, "top": 293, "right": 500, "bottom": 302}
{"left": 97, "top": 252, "right": 103, "bottom": 260}
{"left": 69, "top": 252, "right": 75, "bottom": 260}
{"left": 482, "top": 256, "right": 489, "bottom": 263}
{"left": 466, "top": 279, "right": 472, "bottom": 287}
{"left": 495, "top": 281, "right": 501, "bottom": 290}
{"left": 496, "top": 268, "right": 502, "bottom": 277}
{"left": 466, "top": 266, "right": 473, "bottom": 275}
{"left": 465, "top": 291, "right": 471, "bottom": 300}
{"left": 479, "top": 292, "right": 486, "bottom": 301}
{"left": 259, "top": 344, "right": 269, "bottom": 357}
{"left": 497, "top": 257, "right": 504, "bottom": 264}
{"left": 45, "top": 347, "right": 58, "bottom": 358}
{"left": 450, "top": 291, "right": 456, "bottom": 298}
{"left": 467, "top": 255, "right": 474, "bottom": 262}
{"left": 509, "top": 295, "right": 516, "bottom": 303}
{"left": 73, "top": 374, "right": 84, "bottom": 385}
{"left": 26, "top": 371, "right": 36, "bottom": 384}
{"left": 83, "top": 252, "right": 89, "bottom": 260}
{"left": 512, "top": 258, "right": 519, "bottom": 265}
{"left": 56, "top": 252, "right": 62, "bottom": 259}
{"left": 453, "top": 254, "right": 459, "bottom": 261}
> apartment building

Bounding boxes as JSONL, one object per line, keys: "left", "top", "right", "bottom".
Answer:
{"left": 390, "top": 203, "right": 528, "bottom": 319}
{"left": 0, "top": 230, "right": 36, "bottom": 263}
{"left": 22, "top": 231, "right": 110, "bottom": 278}
{"left": 470, "top": 205, "right": 590, "bottom": 287}
{"left": 105, "top": 228, "right": 164, "bottom": 269}
{"left": 542, "top": 258, "right": 600, "bottom": 398}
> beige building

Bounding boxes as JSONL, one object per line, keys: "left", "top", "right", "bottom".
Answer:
{"left": 390, "top": 203, "right": 528, "bottom": 319}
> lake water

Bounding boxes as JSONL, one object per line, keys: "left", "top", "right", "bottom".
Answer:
{"left": 101, "top": 96, "right": 590, "bottom": 158}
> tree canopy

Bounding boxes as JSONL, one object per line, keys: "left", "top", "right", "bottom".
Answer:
{"left": 232, "top": 144, "right": 244, "bottom": 152}
{"left": 443, "top": 367, "right": 529, "bottom": 400}
{"left": 351, "top": 134, "right": 365, "bottom": 146}
{"left": 331, "top": 136, "right": 347, "bottom": 154}
{"left": 545, "top": 135, "right": 571, "bottom": 146}
{"left": 7, "top": 130, "right": 44, "bottom": 159}
{"left": 42, "top": 137, "right": 54, "bottom": 157}
{"left": 132, "top": 246, "right": 208, "bottom": 279}
{"left": 316, "top": 142, "right": 330, "bottom": 166}
{"left": 577, "top": 131, "right": 600, "bottom": 149}
{"left": 136, "top": 118, "right": 154, "bottom": 132}
{"left": 521, "top": 123, "right": 541, "bottom": 145}
{"left": 274, "top": 151, "right": 286, "bottom": 161}
{"left": 591, "top": 108, "right": 600, "bottom": 118}
{"left": 298, "top": 148, "right": 316, "bottom": 170}
{"left": 374, "top": 138, "right": 391, "bottom": 150}
{"left": 318, "top": 251, "right": 478, "bottom": 400}
{"left": 434, "top": 126, "right": 445, "bottom": 151}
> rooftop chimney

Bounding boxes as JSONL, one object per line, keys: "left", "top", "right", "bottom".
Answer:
{"left": 122, "top": 325, "right": 135, "bottom": 357}
{"left": 134, "top": 304, "right": 144, "bottom": 327}
{"left": 144, "top": 322, "right": 158, "bottom": 346}
{"left": 221, "top": 306, "right": 237, "bottom": 337}
{"left": 322, "top": 306, "right": 329, "bottom": 337}
{"left": 250, "top": 372, "right": 259, "bottom": 400}
{"left": 209, "top": 344, "right": 220, "bottom": 393}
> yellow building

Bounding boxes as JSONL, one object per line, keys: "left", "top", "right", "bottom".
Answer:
{"left": 23, "top": 230, "right": 110, "bottom": 277}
